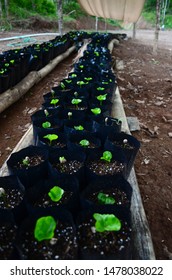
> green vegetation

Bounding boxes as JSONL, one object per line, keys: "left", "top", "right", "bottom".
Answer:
{"left": 9, "top": 0, "right": 56, "bottom": 19}
{"left": 100, "top": 151, "right": 112, "bottom": 163}
{"left": 97, "top": 192, "right": 116, "bottom": 205}
{"left": 93, "top": 213, "right": 121, "bottom": 232}
{"left": 143, "top": 0, "right": 172, "bottom": 29}
{"left": 48, "top": 186, "right": 64, "bottom": 202}
{"left": 34, "top": 216, "right": 57, "bottom": 242}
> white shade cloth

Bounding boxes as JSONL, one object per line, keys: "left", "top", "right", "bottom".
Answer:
{"left": 78, "top": 0, "right": 146, "bottom": 23}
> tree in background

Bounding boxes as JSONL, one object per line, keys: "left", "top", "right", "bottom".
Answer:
{"left": 144, "top": 0, "right": 171, "bottom": 27}
{"left": 57, "top": 0, "right": 63, "bottom": 35}
{"left": 153, "top": 0, "right": 161, "bottom": 54}
{"left": 0, "top": 0, "right": 9, "bottom": 18}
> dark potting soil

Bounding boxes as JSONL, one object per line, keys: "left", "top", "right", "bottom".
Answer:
{"left": 0, "top": 187, "right": 24, "bottom": 209}
{"left": 65, "top": 105, "right": 87, "bottom": 111}
{"left": 88, "top": 159, "right": 125, "bottom": 176}
{"left": 19, "top": 222, "right": 78, "bottom": 260}
{"left": 0, "top": 224, "right": 18, "bottom": 260}
{"left": 16, "top": 155, "right": 44, "bottom": 169}
{"left": 75, "top": 141, "right": 98, "bottom": 149}
{"left": 54, "top": 160, "right": 84, "bottom": 175}
{"left": 32, "top": 191, "right": 73, "bottom": 208}
{"left": 86, "top": 189, "right": 129, "bottom": 206}
{"left": 41, "top": 139, "right": 66, "bottom": 148}
{"left": 78, "top": 217, "right": 131, "bottom": 259}
{"left": 112, "top": 140, "right": 134, "bottom": 150}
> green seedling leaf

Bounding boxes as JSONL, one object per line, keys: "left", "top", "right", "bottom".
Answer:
{"left": 93, "top": 213, "right": 121, "bottom": 232}
{"left": 84, "top": 77, "right": 92, "bottom": 81}
{"left": 97, "top": 94, "right": 107, "bottom": 102}
{"left": 74, "top": 125, "right": 84, "bottom": 131}
{"left": 77, "top": 81, "right": 88, "bottom": 87}
{"left": 97, "top": 87, "right": 105, "bottom": 91}
{"left": 91, "top": 108, "right": 101, "bottom": 115}
{"left": 42, "top": 121, "right": 51, "bottom": 129}
{"left": 59, "top": 156, "right": 67, "bottom": 164}
{"left": 65, "top": 79, "right": 72, "bottom": 84}
{"left": 60, "top": 82, "right": 65, "bottom": 89}
{"left": 43, "top": 134, "right": 58, "bottom": 145}
{"left": 34, "top": 216, "right": 57, "bottom": 242}
{"left": 79, "top": 139, "right": 90, "bottom": 147}
{"left": 10, "top": 60, "right": 15, "bottom": 64}
{"left": 48, "top": 186, "right": 64, "bottom": 202}
{"left": 71, "top": 73, "right": 77, "bottom": 78}
{"left": 50, "top": 98, "right": 59, "bottom": 106}
{"left": 97, "top": 192, "right": 116, "bottom": 205}
{"left": 100, "top": 151, "right": 112, "bottom": 163}
{"left": 94, "top": 51, "right": 100, "bottom": 56}
{"left": 22, "top": 156, "right": 30, "bottom": 166}
{"left": 71, "top": 98, "right": 82, "bottom": 105}
{"left": 97, "top": 94, "right": 107, "bottom": 105}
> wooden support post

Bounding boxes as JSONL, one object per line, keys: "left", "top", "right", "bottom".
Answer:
{"left": 133, "top": 22, "right": 136, "bottom": 39}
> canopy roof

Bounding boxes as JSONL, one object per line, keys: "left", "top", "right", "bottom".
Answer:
{"left": 78, "top": 0, "right": 145, "bottom": 23}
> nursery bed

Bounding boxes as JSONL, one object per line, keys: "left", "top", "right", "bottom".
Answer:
{"left": 0, "top": 45, "right": 76, "bottom": 114}
{"left": 0, "top": 85, "right": 155, "bottom": 260}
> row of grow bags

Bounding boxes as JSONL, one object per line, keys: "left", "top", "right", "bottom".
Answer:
{"left": 0, "top": 31, "right": 140, "bottom": 260}
{"left": 0, "top": 31, "right": 86, "bottom": 94}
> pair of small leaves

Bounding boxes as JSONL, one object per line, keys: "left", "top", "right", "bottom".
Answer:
{"left": 22, "top": 156, "right": 30, "bottom": 166}
{"left": 79, "top": 139, "right": 90, "bottom": 147}
{"left": 96, "top": 94, "right": 107, "bottom": 102}
{"left": 43, "top": 134, "right": 58, "bottom": 144}
{"left": 71, "top": 98, "right": 82, "bottom": 106}
{"left": 34, "top": 216, "right": 56, "bottom": 242}
{"left": 50, "top": 98, "right": 59, "bottom": 106}
{"left": 91, "top": 108, "right": 101, "bottom": 115}
{"left": 34, "top": 185, "right": 64, "bottom": 242}
{"left": 97, "top": 192, "right": 115, "bottom": 205}
{"left": 42, "top": 121, "right": 51, "bottom": 129}
{"left": 100, "top": 151, "right": 112, "bottom": 163}
{"left": 93, "top": 213, "right": 121, "bottom": 232}
{"left": 74, "top": 125, "right": 84, "bottom": 131}
{"left": 48, "top": 186, "right": 64, "bottom": 202}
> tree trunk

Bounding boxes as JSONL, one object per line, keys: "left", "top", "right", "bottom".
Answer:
{"left": 31, "top": 0, "right": 36, "bottom": 11}
{"left": 153, "top": 0, "right": 161, "bottom": 55}
{"left": 133, "top": 22, "right": 136, "bottom": 39}
{"left": 4, "top": 0, "right": 9, "bottom": 18}
{"left": 95, "top": 16, "right": 98, "bottom": 31}
{"left": 0, "top": 0, "right": 3, "bottom": 18}
{"left": 161, "top": 0, "right": 168, "bottom": 28}
{"left": 57, "top": 0, "right": 63, "bottom": 35}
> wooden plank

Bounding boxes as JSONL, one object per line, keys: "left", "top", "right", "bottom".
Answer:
{"left": 0, "top": 125, "right": 33, "bottom": 176}
{"left": 111, "top": 87, "right": 156, "bottom": 260}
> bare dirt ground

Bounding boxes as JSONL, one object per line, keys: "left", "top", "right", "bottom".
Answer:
{"left": 0, "top": 29, "right": 172, "bottom": 259}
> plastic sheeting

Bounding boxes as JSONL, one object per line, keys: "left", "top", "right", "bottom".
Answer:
{"left": 78, "top": 0, "right": 146, "bottom": 23}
